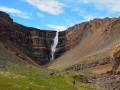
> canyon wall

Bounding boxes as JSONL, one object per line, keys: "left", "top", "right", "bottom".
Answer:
{"left": 0, "top": 11, "right": 120, "bottom": 65}
{"left": 0, "top": 11, "right": 56, "bottom": 65}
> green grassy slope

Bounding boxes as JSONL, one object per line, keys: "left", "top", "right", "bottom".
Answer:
{"left": 0, "top": 43, "right": 103, "bottom": 90}
{"left": 0, "top": 60, "right": 104, "bottom": 90}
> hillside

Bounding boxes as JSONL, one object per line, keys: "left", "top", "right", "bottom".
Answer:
{"left": 0, "top": 42, "right": 103, "bottom": 90}
{"left": 48, "top": 17, "right": 120, "bottom": 90}
{"left": 48, "top": 17, "right": 120, "bottom": 70}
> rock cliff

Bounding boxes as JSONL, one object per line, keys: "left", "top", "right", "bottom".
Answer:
{"left": 0, "top": 11, "right": 55, "bottom": 65}
{"left": 0, "top": 11, "right": 120, "bottom": 66}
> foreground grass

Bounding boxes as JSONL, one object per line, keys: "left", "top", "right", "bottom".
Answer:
{"left": 0, "top": 60, "right": 104, "bottom": 90}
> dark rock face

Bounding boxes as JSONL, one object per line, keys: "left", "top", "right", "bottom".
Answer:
{"left": 0, "top": 11, "right": 56, "bottom": 65}
{"left": 0, "top": 11, "right": 120, "bottom": 65}
{"left": 0, "top": 11, "right": 14, "bottom": 42}
{"left": 12, "top": 25, "right": 55, "bottom": 65}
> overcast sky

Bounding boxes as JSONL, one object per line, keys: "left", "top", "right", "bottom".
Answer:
{"left": 0, "top": 0, "right": 120, "bottom": 31}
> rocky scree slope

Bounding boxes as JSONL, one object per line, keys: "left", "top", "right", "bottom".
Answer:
{"left": 49, "top": 16, "right": 120, "bottom": 69}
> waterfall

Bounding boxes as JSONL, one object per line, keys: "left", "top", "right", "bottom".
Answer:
{"left": 50, "top": 31, "right": 59, "bottom": 60}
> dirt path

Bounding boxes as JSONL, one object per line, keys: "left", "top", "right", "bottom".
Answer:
{"left": 89, "top": 64, "right": 112, "bottom": 74}
{"left": 64, "top": 75, "right": 82, "bottom": 90}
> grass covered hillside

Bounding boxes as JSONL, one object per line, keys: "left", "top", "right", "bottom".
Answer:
{"left": 0, "top": 43, "right": 104, "bottom": 90}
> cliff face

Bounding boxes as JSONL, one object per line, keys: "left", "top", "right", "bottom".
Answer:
{"left": 11, "top": 25, "right": 55, "bottom": 65}
{"left": 0, "top": 11, "right": 56, "bottom": 65}
{"left": 0, "top": 11, "right": 120, "bottom": 66}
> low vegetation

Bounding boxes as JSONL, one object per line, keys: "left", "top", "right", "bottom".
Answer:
{"left": 0, "top": 59, "right": 104, "bottom": 90}
{"left": 0, "top": 43, "right": 105, "bottom": 90}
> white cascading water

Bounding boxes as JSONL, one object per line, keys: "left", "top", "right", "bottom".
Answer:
{"left": 50, "top": 31, "right": 59, "bottom": 60}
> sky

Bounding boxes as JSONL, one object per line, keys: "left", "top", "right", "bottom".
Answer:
{"left": 0, "top": 0, "right": 120, "bottom": 31}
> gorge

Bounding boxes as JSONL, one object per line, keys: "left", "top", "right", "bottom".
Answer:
{"left": 0, "top": 11, "right": 120, "bottom": 68}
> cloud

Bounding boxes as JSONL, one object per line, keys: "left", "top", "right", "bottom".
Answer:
{"left": 73, "top": 8, "right": 86, "bottom": 14}
{"left": 46, "top": 24, "right": 67, "bottom": 31}
{"left": 82, "top": 0, "right": 90, "bottom": 4}
{"left": 23, "top": 0, "right": 65, "bottom": 15}
{"left": 73, "top": 8, "right": 79, "bottom": 12}
{"left": 36, "top": 26, "right": 41, "bottom": 29}
{"left": 82, "top": 15, "right": 94, "bottom": 21}
{"left": 94, "top": 1, "right": 120, "bottom": 13}
{"left": 37, "top": 13, "right": 44, "bottom": 18}
{"left": 73, "top": 8, "right": 94, "bottom": 21}
{"left": 80, "top": 0, "right": 120, "bottom": 13}
{"left": 0, "top": 6, "right": 32, "bottom": 19}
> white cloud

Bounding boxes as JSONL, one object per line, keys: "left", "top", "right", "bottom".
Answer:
{"left": 73, "top": 8, "right": 86, "bottom": 14}
{"left": 36, "top": 26, "right": 41, "bottom": 29}
{"left": 37, "top": 13, "right": 44, "bottom": 18}
{"left": 83, "top": 15, "right": 94, "bottom": 21}
{"left": 73, "top": 8, "right": 94, "bottom": 21}
{"left": 46, "top": 24, "right": 67, "bottom": 31}
{"left": 65, "top": 19, "right": 75, "bottom": 27}
{"left": 0, "top": 6, "right": 32, "bottom": 19}
{"left": 79, "top": 0, "right": 113, "bottom": 4}
{"left": 95, "top": 1, "right": 120, "bottom": 13}
{"left": 82, "top": 0, "right": 90, "bottom": 4}
{"left": 73, "top": 8, "right": 79, "bottom": 12}
{"left": 80, "top": 0, "right": 120, "bottom": 13}
{"left": 23, "top": 0, "right": 65, "bottom": 15}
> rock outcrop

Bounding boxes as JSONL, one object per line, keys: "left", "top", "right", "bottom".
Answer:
{"left": 73, "top": 74, "right": 120, "bottom": 90}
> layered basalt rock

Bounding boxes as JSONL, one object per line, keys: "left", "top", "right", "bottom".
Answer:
{"left": 0, "top": 11, "right": 120, "bottom": 65}
{"left": 0, "top": 11, "right": 56, "bottom": 65}
{"left": 12, "top": 24, "right": 56, "bottom": 65}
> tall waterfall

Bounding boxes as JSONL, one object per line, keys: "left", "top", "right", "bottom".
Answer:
{"left": 50, "top": 31, "right": 59, "bottom": 60}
